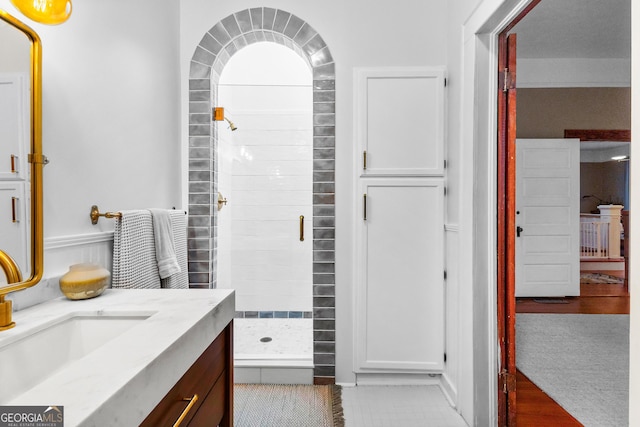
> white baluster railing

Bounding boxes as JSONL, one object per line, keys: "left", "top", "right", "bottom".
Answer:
{"left": 580, "top": 218, "right": 609, "bottom": 258}
{"left": 580, "top": 205, "right": 625, "bottom": 259}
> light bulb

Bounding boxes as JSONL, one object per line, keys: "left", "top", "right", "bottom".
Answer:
{"left": 10, "top": 0, "right": 72, "bottom": 25}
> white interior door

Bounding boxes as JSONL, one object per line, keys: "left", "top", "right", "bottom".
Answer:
{"left": 515, "top": 138, "right": 580, "bottom": 297}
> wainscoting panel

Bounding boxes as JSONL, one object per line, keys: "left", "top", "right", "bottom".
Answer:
{"left": 10, "top": 232, "right": 114, "bottom": 311}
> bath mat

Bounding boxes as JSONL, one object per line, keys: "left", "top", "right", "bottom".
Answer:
{"left": 234, "top": 384, "right": 344, "bottom": 427}
{"left": 580, "top": 272, "right": 624, "bottom": 284}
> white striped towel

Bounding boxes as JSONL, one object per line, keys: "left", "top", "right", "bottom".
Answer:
{"left": 160, "top": 210, "right": 189, "bottom": 289}
{"left": 112, "top": 210, "right": 162, "bottom": 289}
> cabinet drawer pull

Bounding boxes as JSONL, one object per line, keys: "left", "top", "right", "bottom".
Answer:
{"left": 10, "top": 155, "right": 18, "bottom": 174}
{"left": 173, "top": 394, "right": 198, "bottom": 427}
{"left": 300, "top": 215, "right": 304, "bottom": 241}
{"left": 11, "top": 197, "right": 18, "bottom": 223}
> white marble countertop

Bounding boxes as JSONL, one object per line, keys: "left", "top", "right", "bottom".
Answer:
{"left": 0, "top": 288, "right": 235, "bottom": 427}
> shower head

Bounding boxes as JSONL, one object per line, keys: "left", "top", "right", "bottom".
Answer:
{"left": 224, "top": 117, "right": 237, "bottom": 131}
{"left": 213, "top": 107, "right": 238, "bottom": 131}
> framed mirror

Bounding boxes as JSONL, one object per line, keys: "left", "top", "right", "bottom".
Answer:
{"left": 0, "top": 9, "right": 43, "bottom": 295}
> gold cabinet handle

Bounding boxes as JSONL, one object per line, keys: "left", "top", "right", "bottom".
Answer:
{"left": 11, "top": 197, "right": 18, "bottom": 223}
{"left": 173, "top": 394, "right": 199, "bottom": 427}
{"left": 363, "top": 150, "right": 367, "bottom": 170}
{"left": 300, "top": 215, "right": 304, "bottom": 241}
{"left": 363, "top": 194, "right": 367, "bottom": 221}
{"left": 10, "top": 155, "right": 18, "bottom": 174}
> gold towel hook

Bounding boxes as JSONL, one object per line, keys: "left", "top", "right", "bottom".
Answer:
{"left": 90, "top": 205, "right": 122, "bottom": 225}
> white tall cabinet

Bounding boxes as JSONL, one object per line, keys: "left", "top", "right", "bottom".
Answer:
{"left": 354, "top": 67, "right": 446, "bottom": 375}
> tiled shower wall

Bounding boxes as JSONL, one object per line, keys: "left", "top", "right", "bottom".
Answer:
{"left": 188, "top": 8, "right": 336, "bottom": 383}
{"left": 217, "top": 84, "right": 313, "bottom": 312}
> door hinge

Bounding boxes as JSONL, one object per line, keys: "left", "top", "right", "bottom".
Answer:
{"left": 500, "top": 68, "right": 516, "bottom": 92}
{"left": 499, "top": 371, "right": 516, "bottom": 394}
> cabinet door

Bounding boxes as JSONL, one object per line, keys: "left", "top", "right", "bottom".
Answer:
{"left": 0, "top": 74, "right": 28, "bottom": 180}
{"left": 140, "top": 325, "right": 232, "bottom": 427}
{"left": 355, "top": 67, "right": 445, "bottom": 177}
{"left": 0, "top": 182, "right": 29, "bottom": 284}
{"left": 355, "top": 179, "right": 445, "bottom": 372}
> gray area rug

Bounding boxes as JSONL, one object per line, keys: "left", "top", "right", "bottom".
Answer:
{"left": 234, "top": 384, "right": 345, "bottom": 427}
{"left": 516, "top": 314, "right": 629, "bottom": 427}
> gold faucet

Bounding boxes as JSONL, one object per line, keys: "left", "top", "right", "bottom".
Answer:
{"left": 0, "top": 250, "right": 23, "bottom": 331}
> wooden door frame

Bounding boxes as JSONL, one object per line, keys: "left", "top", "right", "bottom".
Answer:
{"left": 496, "top": 1, "right": 541, "bottom": 425}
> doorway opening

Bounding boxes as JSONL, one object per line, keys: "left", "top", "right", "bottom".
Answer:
{"left": 216, "top": 43, "right": 314, "bottom": 382}
{"left": 497, "top": 0, "right": 631, "bottom": 425}
{"left": 186, "top": 8, "right": 336, "bottom": 384}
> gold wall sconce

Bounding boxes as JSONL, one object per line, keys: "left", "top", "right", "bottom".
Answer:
{"left": 213, "top": 107, "right": 237, "bottom": 131}
{"left": 10, "top": 0, "right": 72, "bottom": 25}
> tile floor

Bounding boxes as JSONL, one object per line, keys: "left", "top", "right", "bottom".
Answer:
{"left": 341, "top": 385, "right": 468, "bottom": 427}
{"left": 233, "top": 321, "right": 467, "bottom": 425}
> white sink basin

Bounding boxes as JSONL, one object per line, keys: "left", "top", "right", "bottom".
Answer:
{"left": 0, "top": 311, "right": 153, "bottom": 403}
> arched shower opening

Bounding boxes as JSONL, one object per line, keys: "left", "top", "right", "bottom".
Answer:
{"left": 186, "top": 8, "right": 336, "bottom": 384}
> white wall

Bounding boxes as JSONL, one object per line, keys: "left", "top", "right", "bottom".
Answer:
{"left": 446, "top": 0, "right": 494, "bottom": 422}
{"left": 0, "top": 0, "right": 181, "bottom": 306}
{"left": 0, "top": 0, "right": 182, "bottom": 238}
{"left": 0, "top": 18, "right": 29, "bottom": 72}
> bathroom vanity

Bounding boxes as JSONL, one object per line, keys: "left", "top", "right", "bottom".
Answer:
{"left": 0, "top": 289, "right": 235, "bottom": 427}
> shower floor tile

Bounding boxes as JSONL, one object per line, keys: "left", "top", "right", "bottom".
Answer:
{"left": 234, "top": 318, "right": 313, "bottom": 359}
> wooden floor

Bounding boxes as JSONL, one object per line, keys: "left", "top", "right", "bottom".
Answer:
{"left": 515, "top": 371, "right": 582, "bottom": 427}
{"left": 514, "top": 270, "right": 629, "bottom": 426}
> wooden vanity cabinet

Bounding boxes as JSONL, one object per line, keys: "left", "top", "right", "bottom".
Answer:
{"left": 140, "top": 322, "right": 233, "bottom": 427}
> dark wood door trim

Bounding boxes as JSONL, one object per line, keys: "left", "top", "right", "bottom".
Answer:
{"left": 564, "top": 129, "right": 631, "bottom": 142}
{"left": 497, "top": 32, "right": 518, "bottom": 427}
{"left": 496, "top": 2, "right": 541, "bottom": 425}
